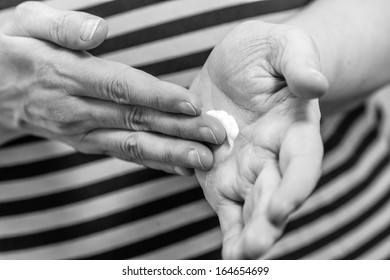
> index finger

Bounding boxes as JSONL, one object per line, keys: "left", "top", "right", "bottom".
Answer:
{"left": 70, "top": 57, "right": 203, "bottom": 116}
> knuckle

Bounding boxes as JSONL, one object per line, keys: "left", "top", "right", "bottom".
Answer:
{"left": 23, "top": 98, "right": 84, "bottom": 135}
{"left": 36, "top": 62, "right": 61, "bottom": 88}
{"left": 170, "top": 123, "right": 186, "bottom": 139}
{"left": 52, "top": 120, "right": 81, "bottom": 135}
{"left": 163, "top": 147, "right": 175, "bottom": 163}
{"left": 126, "top": 106, "right": 152, "bottom": 131}
{"left": 105, "top": 69, "right": 132, "bottom": 104}
{"left": 122, "top": 133, "right": 143, "bottom": 161}
{"left": 147, "top": 88, "right": 163, "bottom": 110}
{"left": 49, "top": 13, "right": 71, "bottom": 45}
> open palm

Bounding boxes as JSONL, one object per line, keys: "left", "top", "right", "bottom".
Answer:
{"left": 190, "top": 21, "right": 327, "bottom": 259}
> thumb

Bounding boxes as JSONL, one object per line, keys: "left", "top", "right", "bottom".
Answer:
{"left": 3, "top": 1, "right": 108, "bottom": 50}
{"left": 280, "top": 29, "right": 329, "bottom": 99}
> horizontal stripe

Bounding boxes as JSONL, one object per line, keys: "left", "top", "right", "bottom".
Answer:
{"left": 102, "top": 8, "right": 299, "bottom": 67}
{"left": 293, "top": 132, "right": 387, "bottom": 218}
{"left": 91, "top": 0, "right": 310, "bottom": 56}
{"left": 0, "top": 0, "right": 113, "bottom": 26}
{"left": 0, "top": 0, "right": 42, "bottom": 10}
{"left": 103, "top": 0, "right": 269, "bottom": 38}
{"left": 287, "top": 152, "right": 389, "bottom": 233}
{"left": 45, "top": 0, "right": 113, "bottom": 11}
{"left": 306, "top": 184, "right": 390, "bottom": 259}
{"left": 80, "top": 0, "right": 171, "bottom": 18}
{"left": 323, "top": 105, "right": 365, "bottom": 155}
{"left": 264, "top": 150, "right": 390, "bottom": 259}
{"left": 316, "top": 108, "right": 381, "bottom": 191}
{"left": 0, "top": 186, "right": 203, "bottom": 251}
{"left": 159, "top": 68, "right": 202, "bottom": 88}
{"left": 0, "top": 153, "right": 106, "bottom": 182}
{"left": 0, "top": 200, "right": 213, "bottom": 259}
{"left": 279, "top": 182, "right": 390, "bottom": 259}
{"left": 0, "top": 169, "right": 170, "bottom": 217}
{"left": 101, "top": 23, "right": 230, "bottom": 66}
{"left": 138, "top": 49, "right": 212, "bottom": 77}
{"left": 0, "top": 175, "right": 197, "bottom": 237}
{"left": 322, "top": 105, "right": 374, "bottom": 172}
{"left": 341, "top": 222, "right": 390, "bottom": 259}
{"left": 273, "top": 156, "right": 390, "bottom": 259}
{"left": 0, "top": 136, "right": 45, "bottom": 149}
{"left": 80, "top": 216, "right": 219, "bottom": 259}
{"left": 320, "top": 113, "right": 346, "bottom": 143}
{"left": 136, "top": 228, "right": 222, "bottom": 260}
{"left": 360, "top": 231, "right": 390, "bottom": 259}
{"left": 0, "top": 141, "right": 74, "bottom": 168}
{"left": 0, "top": 158, "right": 141, "bottom": 202}
{"left": 322, "top": 111, "right": 376, "bottom": 174}
{"left": 192, "top": 247, "right": 222, "bottom": 260}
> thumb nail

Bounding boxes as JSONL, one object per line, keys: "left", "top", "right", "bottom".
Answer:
{"left": 80, "top": 19, "right": 101, "bottom": 42}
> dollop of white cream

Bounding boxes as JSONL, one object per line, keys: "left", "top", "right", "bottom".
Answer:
{"left": 206, "top": 110, "right": 239, "bottom": 152}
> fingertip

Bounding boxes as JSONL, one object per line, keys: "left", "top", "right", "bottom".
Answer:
{"left": 186, "top": 96, "right": 203, "bottom": 115}
{"left": 306, "top": 69, "right": 329, "bottom": 98}
{"left": 202, "top": 115, "right": 227, "bottom": 145}
{"left": 289, "top": 67, "right": 329, "bottom": 99}
{"left": 78, "top": 16, "right": 108, "bottom": 50}
{"left": 193, "top": 147, "right": 214, "bottom": 170}
{"left": 173, "top": 166, "right": 194, "bottom": 177}
{"left": 85, "top": 18, "right": 109, "bottom": 49}
{"left": 241, "top": 227, "right": 273, "bottom": 259}
{"left": 163, "top": 82, "right": 202, "bottom": 115}
{"left": 267, "top": 195, "right": 293, "bottom": 227}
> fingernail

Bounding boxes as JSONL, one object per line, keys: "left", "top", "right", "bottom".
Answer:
{"left": 176, "top": 101, "right": 197, "bottom": 116}
{"left": 80, "top": 19, "right": 101, "bottom": 42}
{"left": 199, "top": 127, "right": 219, "bottom": 144}
{"left": 188, "top": 149, "right": 205, "bottom": 170}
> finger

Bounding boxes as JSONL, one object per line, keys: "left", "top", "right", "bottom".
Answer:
{"left": 80, "top": 129, "right": 214, "bottom": 170}
{"left": 280, "top": 29, "right": 329, "bottom": 99}
{"left": 217, "top": 202, "right": 245, "bottom": 260}
{"left": 71, "top": 59, "right": 203, "bottom": 115}
{"left": 83, "top": 98, "right": 226, "bottom": 144}
{"left": 239, "top": 164, "right": 282, "bottom": 259}
{"left": 140, "top": 160, "right": 194, "bottom": 177}
{"left": 268, "top": 123, "right": 323, "bottom": 226}
{"left": 242, "top": 163, "right": 281, "bottom": 223}
{"left": 3, "top": 1, "right": 108, "bottom": 50}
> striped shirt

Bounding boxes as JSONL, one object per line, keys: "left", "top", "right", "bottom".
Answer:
{"left": 1, "top": 0, "right": 390, "bottom": 260}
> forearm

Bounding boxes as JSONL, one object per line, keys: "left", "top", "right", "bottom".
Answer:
{"left": 285, "top": 0, "right": 390, "bottom": 114}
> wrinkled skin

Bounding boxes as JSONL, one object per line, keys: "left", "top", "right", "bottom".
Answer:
{"left": 190, "top": 21, "right": 325, "bottom": 259}
{"left": 0, "top": 2, "right": 228, "bottom": 175}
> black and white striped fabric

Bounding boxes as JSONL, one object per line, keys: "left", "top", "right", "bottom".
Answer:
{"left": 1, "top": 0, "right": 390, "bottom": 260}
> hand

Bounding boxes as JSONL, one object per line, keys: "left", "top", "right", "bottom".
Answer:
{"left": 0, "top": 2, "right": 226, "bottom": 175}
{"left": 190, "top": 21, "right": 327, "bottom": 258}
